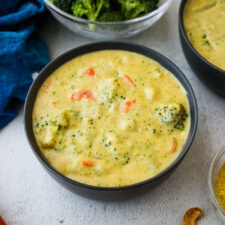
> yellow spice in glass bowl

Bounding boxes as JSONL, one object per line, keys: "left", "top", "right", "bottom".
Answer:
{"left": 216, "top": 163, "right": 225, "bottom": 212}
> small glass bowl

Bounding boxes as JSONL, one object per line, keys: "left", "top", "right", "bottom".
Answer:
{"left": 43, "top": 0, "right": 173, "bottom": 39}
{"left": 208, "top": 146, "right": 225, "bottom": 222}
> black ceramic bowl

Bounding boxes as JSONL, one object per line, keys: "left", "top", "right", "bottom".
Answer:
{"left": 179, "top": 0, "right": 225, "bottom": 97}
{"left": 24, "top": 42, "right": 198, "bottom": 201}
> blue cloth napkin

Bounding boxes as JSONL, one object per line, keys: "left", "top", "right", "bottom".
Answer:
{"left": 0, "top": 0, "right": 49, "bottom": 129}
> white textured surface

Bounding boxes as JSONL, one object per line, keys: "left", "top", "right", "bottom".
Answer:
{"left": 1, "top": 0, "right": 225, "bottom": 224}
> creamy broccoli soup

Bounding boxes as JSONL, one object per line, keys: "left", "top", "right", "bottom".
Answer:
{"left": 33, "top": 50, "right": 190, "bottom": 187}
{"left": 183, "top": 0, "right": 225, "bottom": 71}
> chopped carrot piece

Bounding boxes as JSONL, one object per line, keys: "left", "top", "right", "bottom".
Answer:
{"left": 169, "top": 139, "right": 177, "bottom": 153}
{"left": 122, "top": 75, "right": 135, "bottom": 89}
{"left": 0, "top": 216, "right": 6, "bottom": 225}
{"left": 120, "top": 99, "right": 136, "bottom": 113}
{"left": 82, "top": 160, "right": 94, "bottom": 167}
{"left": 86, "top": 68, "right": 95, "bottom": 77}
{"left": 70, "top": 92, "right": 80, "bottom": 101}
{"left": 70, "top": 90, "right": 96, "bottom": 101}
{"left": 45, "top": 81, "right": 51, "bottom": 90}
{"left": 52, "top": 101, "right": 57, "bottom": 105}
{"left": 81, "top": 90, "right": 96, "bottom": 101}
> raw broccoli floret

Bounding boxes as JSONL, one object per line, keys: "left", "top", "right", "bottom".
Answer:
{"left": 50, "top": 0, "right": 73, "bottom": 13}
{"left": 98, "top": 10, "right": 124, "bottom": 22}
{"left": 51, "top": 0, "right": 158, "bottom": 22}
{"left": 71, "top": 0, "right": 110, "bottom": 21}
{"left": 118, "top": 0, "right": 159, "bottom": 20}
{"left": 51, "top": 0, "right": 159, "bottom": 23}
{"left": 154, "top": 103, "right": 188, "bottom": 131}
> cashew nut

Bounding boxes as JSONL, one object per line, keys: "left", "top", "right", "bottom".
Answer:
{"left": 183, "top": 207, "right": 203, "bottom": 225}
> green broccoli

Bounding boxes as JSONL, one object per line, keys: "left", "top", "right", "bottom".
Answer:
{"left": 50, "top": 0, "right": 159, "bottom": 23}
{"left": 118, "top": 0, "right": 159, "bottom": 20}
{"left": 71, "top": 0, "right": 110, "bottom": 21}
{"left": 154, "top": 103, "right": 188, "bottom": 131}
{"left": 98, "top": 10, "right": 124, "bottom": 22}
{"left": 50, "top": 0, "right": 73, "bottom": 13}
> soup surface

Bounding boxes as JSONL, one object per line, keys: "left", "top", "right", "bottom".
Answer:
{"left": 33, "top": 50, "right": 190, "bottom": 187}
{"left": 183, "top": 0, "right": 225, "bottom": 71}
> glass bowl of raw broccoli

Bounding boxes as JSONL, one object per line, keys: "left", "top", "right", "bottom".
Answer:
{"left": 43, "top": 0, "right": 173, "bottom": 39}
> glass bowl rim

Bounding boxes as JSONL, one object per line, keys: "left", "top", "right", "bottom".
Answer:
{"left": 43, "top": 0, "right": 173, "bottom": 25}
{"left": 208, "top": 146, "right": 225, "bottom": 217}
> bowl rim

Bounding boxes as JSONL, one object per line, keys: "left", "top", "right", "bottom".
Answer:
{"left": 24, "top": 41, "right": 198, "bottom": 191}
{"left": 178, "top": 0, "right": 225, "bottom": 75}
{"left": 208, "top": 146, "right": 225, "bottom": 217}
{"left": 43, "top": 0, "right": 173, "bottom": 25}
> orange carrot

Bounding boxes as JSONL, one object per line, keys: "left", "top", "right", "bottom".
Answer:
{"left": 70, "top": 92, "right": 80, "bottom": 101}
{"left": 169, "top": 139, "right": 177, "bottom": 153}
{"left": 52, "top": 101, "right": 57, "bottom": 105}
{"left": 122, "top": 75, "right": 135, "bottom": 89}
{"left": 45, "top": 81, "right": 51, "bottom": 90}
{"left": 81, "top": 90, "right": 96, "bottom": 101}
{"left": 120, "top": 99, "right": 136, "bottom": 113}
{"left": 70, "top": 90, "right": 96, "bottom": 101}
{"left": 82, "top": 160, "right": 94, "bottom": 167}
{"left": 0, "top": 216, "right": 6, "bottom": 225}
{"left": 86, "top": 68, "right": 95, "bottom": 77}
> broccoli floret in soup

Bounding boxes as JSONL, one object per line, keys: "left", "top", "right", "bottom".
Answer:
{"left": 154, "top": 103, "right": 189, "bottom": 131}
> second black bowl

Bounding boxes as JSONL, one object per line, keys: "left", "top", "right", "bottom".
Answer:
{"left": 24, "top": 42, "right": 198, "bottom": 201}
{"left": 179, "top": 0, "right": 225, "bottom": 97}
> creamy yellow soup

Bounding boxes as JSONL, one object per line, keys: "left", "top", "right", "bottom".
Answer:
{"left": 33, "top": 50, "right": 190, "bottom": 187}
{"left": 183, "top": 0, "right": 225, "bottom": 71}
